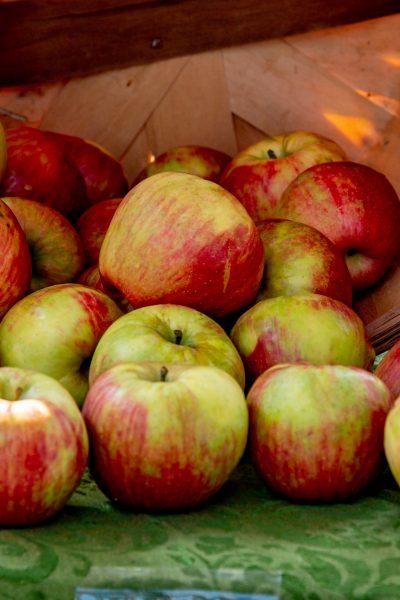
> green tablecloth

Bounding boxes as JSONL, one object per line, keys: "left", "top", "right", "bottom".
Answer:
{"left": 1, "top": 462, "right": 400, "bottom": 600}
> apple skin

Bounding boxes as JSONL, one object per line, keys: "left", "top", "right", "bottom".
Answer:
{"left": 276, "top": 161, "right": 400, "bottom": 292}
{"left": 99, "top": 172, "right": 265, "bottom": 319}
{"left": 82, "top": 361, "right": 248, "bottom": 511}
{"left": 89, "top": 303, "right": 245, "bottom": 389}
{"left": 0, "top": 121, "right": 6, "bottom": 181}
{"left": 230, "top": 294, "right": 375, "bottom": 385}
{"left": 0, "top": 283, "right": 123, "bottom": 407}
{"left": 133, "top": 145, "right": 232, "bottom": 186}
{"left": 0, "top": 367, "right": 89, "bottom": 526}
{"left": 256, "top": 218, "right": 352, "bottom": 306}
{"left": 375, "top": 341, "right": 400, "bottom": 402}
{"left": 78, "top": 264, "right": 133, "bottom": 313}
{"left": 2, "top": 196, "right": 85, "bottom": 291}
{"left": 0, "top": 199, "right": 32, "bottom": 319}
{"left": 384, "top": 397, "right": 400, "bottom": 486}
{"left": 0, "top": 126, "right": 87, "bottom": 218}
{"left": 246, "top": 363, "right": 390, "bottom": 502}
{"left": 76, "top": 197, "right": 122, "bottom": 264}
{"left": 219, "top": 131, "right": 346, "bottom": 224}
{"left": 48, "top": 132, "right": 128, "bottom": 207}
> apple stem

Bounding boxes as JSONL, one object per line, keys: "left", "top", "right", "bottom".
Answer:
{"left": 174, "top": 329, "right": 183, "bottom": 345}
{"left": 267, "top": 149, "right": 277, "bottom": 159}
{"left": 160, "top": 365, "right": 168, "bottom": 381}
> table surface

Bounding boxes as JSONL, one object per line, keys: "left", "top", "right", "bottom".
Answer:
{"left": 1, "top": 461, "right": 400, "bottom": 600}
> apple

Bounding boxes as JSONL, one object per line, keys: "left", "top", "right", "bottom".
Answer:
{"left": 0, "top": 121, "right": 6, "bottom": 181}
{"left": 89, "top": 303, "right": 245, "bottom": 389}
{"left": 256, "top": 218, "right": 352, "bottom": 306}
{"left": 219, "top": 131, "right": 346, "bottom": 224}
{"left": 246, "top": 363, "right": 390, "bottom": 502}
{"left": 0, "top": 283, "right": 123, "bottom": 407}
{"left": 133, "top": 145, "right": 232, "bottom": 186}
{"left": 78, "top": 264, "right": 133, "bottom": 313}
{"left": 230, "top": 294, "right": 375, "bottom": 385}
{"left": 48, "top": 131, "right": 128, "bottom": 207}
{"left": 0, "top": 198, "right": 32, "bottom": 319}
{"left": 99, "top": 172, "right": 265, "bottom": 319}
{"left": 2, "top": 196, "right": 85, "bottom": 291}
{"left": 384, "top": 397, "right": 400, "bottom": 486}
{"left": 375, "top": 341, "right": 400, "bottom": 402}
{"left": 82, "top": 361, "right": 248, "bottom": 511}
{"left": 76, "top": 197, "right": 122, "bottom": 265}
{"left": 0, "top": 366, "right": 89, "bottom": 526}
{"left": 0, "top": 126, "right": 87, "bottom": 218}
{"left": 276, "top": 161, "right": 400, "bottom": 291}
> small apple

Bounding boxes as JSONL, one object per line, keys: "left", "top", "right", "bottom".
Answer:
{"left": 0, "top": 121, "right": 6, "bottom": 181}
{"left": 76, "top": 197, "right": 122, "bottom": 265}
{"left": 0, "top": 283, "right": 123, "bottom": 407}
{"left": 0, "top": 366, "right": 89, "bottom": 526}
{"left": 83, "top": 361, "right": 248, "bottom": 511}
{"left": 48, "top": 131, "right": 128, "bottom": 206}
{"left": 230, "top": 294, "right": 375, "bottom": 385}
{"left": 89, "top": 303, "right": 245, "bottom": 389}
{"left": 276, "top": 161, "right": 400, "bottom": 291}
{"left": 219, "top": 131, "right": 346, "bottom": 224}
{"left": 0, "top": 198, "right": 31, "bottom": 319}
{"left": 247, "top": 363, "right": 390, "bottom": 502}
{"left": 256, "top": 218, "right": 352, "bottom": 305}
{"left": 99, "top": 172, "right": 265, "bottom": 319}
{"left": 0, "top": 126, "right": 87, "bottom": 218}
{"left": 133, "top": 145, "right": 232, "bottom": 186}
{"left": 2, "top": 196, "right": 85, "bottom": 291}
{"left": 375, "top": 341, "right": 400, "bottom": 402}
{"left": 384, "top": 397, "right": 400, "bottom": 486}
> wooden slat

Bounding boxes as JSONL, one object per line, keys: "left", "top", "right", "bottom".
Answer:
{"left": 0, "top": 0, "right": 398, "bottom": 85}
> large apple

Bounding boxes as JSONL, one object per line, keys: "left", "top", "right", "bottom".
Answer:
{"left": 99, "top": 172, "right": 265, "bottom": 318}
{"left": 0, "top": 125, "right": 87, "bottom": 218}
{"left": 2, "top": 196, "right": 85, "bottom": 291}
{"left": 89, "top": 303, "right": 245, "bottom": 388}
{"left": 0, "top": 121, "right": 6, "bottom": 181}
{"left": 76, "top": 197, "right": 122, "bottom": 264}
{"left": 0, "top": 283, "right": 123, "bottom": 407}
{"left": 384, "top": 397, "right": 400, "bottom": 486}
{"left": 256, "top": 218, "right": 352, "bottom": 305}
{"left": 133, "top": 145, "right": 232, "bottom": 186}
{"left": 219, "top": 131, "right": 346, "bottom": 224}
{"left": 83, "top": 361, "right": 248, "bottom": 511}
{"left": 0, "top": 366, "right": 89, "bottom": 526}
{"left": 276, "top": 161, "right": 400, "bottom": 291}
{"left": 48, "top": 131, "right": 128, "bottom": 206}
{"left": 0, "top": 198, "right": 31, "bottom": 319}
{"left": 375, "top": 341, "right": 400, "bottom": 402}
{"left": 230, "top": 294, "right": 375, "bottom": 385}
{"left": 246, "top": 363, "right": 390, "bottom": 502}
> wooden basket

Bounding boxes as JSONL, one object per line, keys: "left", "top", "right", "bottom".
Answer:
{"left": 1, "top": 3, "right": 399, "bottom": 353}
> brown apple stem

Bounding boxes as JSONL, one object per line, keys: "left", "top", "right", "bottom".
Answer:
{"left": 174, "top": 329, "right": 183, "bottom": 345}
{"left": 160, "top": 365, "right": 168, "bottom": 381}
{"left": 267, "top": 149, "right": 277, "bottom": 159}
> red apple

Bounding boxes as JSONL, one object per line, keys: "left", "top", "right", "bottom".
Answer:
{"left": 384, "top": 397, "right": 400, "bottom": 486}
{"left": 256, "top": 218, "right": 352, "bottom": 305}
{"left": 2, "top": 196, "right": 85, "bottom": 291}
{"left": 219, "top": 131, "right": 346, "bottom": 224}
{"left": 247, "top": 363, "right": 390, "bottom": 502}
{"left": 0, "top": 366, "right": 89, "bottom": 526}
{"left": 133, "top": 145, "right": 232, "bottom": 186}
{"left": 82, "top": 361, "right": 248, "bottom": 511}
{"left": 0, "top": 126, "right": 87, "bottom": 218}
{"left": 276, "top": 161, "right": 400, "bottom": 291}
{"left": 0, "top": 283, "right": 123, "bottom": 407}
{"left": 0, "top": 121, "right": 6, "bottom": 181}
{"left": 375, "top": 341, "right": 400, "bottom": 402}
{"left": 48, "top": 131, "right": 128, "bottom": 206}
{"left": 230, "top": 294, "right": 375, "bottom": 385}
{"left": 99, "top": 172, "right": 265, "bottom": 319}
{"left": 0, "top": 198, "right": 31, "bottom": 319}
{"left": 76, "top": 197, "right": 122, "bottom": 264}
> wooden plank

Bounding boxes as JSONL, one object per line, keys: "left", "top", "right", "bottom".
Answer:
{"left": 0, "top": 0, "right": 398, "bottom": 85}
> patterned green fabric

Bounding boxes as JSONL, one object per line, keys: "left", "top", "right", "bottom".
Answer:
{"left": 1, "top": 462, "right": 400, "bottom": 599}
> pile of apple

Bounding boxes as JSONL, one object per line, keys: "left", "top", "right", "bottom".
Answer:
{"left": 1, "top": 121, "right": 400, "bottom": 527}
